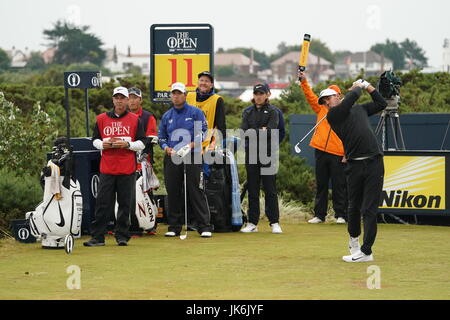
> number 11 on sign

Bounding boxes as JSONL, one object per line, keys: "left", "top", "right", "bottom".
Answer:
{"left": 168, "top": 58, "right": 194, "bottom": 87}
{"left": 154, "top": 54, "right": 210, "bottom": 91}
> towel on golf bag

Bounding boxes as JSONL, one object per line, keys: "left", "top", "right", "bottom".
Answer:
{"left": 225, "top": 149, "right": 242, "bottom": 226}
{"left": 138, "top": 152, "right": 160, "bottom": 193}
{"left": 27, "top": 174, "right": 83, "bottom": 248}
{"left": 46, "top": 160, "right": 62, "bottom": 199}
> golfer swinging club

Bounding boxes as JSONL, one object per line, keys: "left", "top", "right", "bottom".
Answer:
{"left": 325, "top": 79, "right": 387, "bottom": 263}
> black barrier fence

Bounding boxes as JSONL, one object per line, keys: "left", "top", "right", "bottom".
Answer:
{"left": 69, "top": 138, "right": 101, "bottom": 234}
{"left": 290, "top": 113, "right": 450, "bottom": 223}
{"left": 290, "top": 113, "right": 450, "bottom": 167}
{"left": 56, "top": 138, "right": 168, "bottom": 234}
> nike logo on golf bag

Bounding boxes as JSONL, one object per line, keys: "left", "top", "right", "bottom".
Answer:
{"left": 56, "top": 202, "right": 65, "bottom": 227}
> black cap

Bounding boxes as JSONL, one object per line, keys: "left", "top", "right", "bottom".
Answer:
{"left": 198, "top": 71, "right": 214, "bottom": 82}
{"left": 128, "top": 87, "right": 142, "bottom": 98}
{"left": 253, "top": 83, "right": 270, "bottom": 94}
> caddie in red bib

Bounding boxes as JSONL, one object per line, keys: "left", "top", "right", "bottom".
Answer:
{"left": 84, "top": 86, "right": 147, "bottom": 247}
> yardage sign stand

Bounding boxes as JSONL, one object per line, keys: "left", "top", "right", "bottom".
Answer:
{"left": 63, "top": 71, "right": 102, "bottom": 139}
{"left": 150, "top": 24, "right": 214, "bottom": 103}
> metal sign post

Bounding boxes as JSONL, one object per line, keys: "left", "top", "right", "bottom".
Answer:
{"left": 63, "top": 71, "right": 102, "bottom": 138}
{"left": 150, "top": 24, "right": 214, "bottom": 103}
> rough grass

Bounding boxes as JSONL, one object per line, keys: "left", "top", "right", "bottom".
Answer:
{"left": 1, "top": 222, "right": 449, "bottom": 300}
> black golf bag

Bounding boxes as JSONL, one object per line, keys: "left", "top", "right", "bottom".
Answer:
{"left": 204, "top": 148, "right": 243, "bottom": 232}
{"left": 205, "top": 160, "right": 232, "bottom": 232}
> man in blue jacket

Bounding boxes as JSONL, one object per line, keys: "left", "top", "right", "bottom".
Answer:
{"left": 158, "top": 82, "right": 212, "bottom": 238}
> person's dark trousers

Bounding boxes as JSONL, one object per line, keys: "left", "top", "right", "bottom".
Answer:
{"left": 91, "top": 173, "right": 135, "bottom": 243}
{"left": 129, "top": 172, "right": 142, "bottom": 234}
{"left": 164, "top": 154, "right": 211, "bottom": 234}
{"left": 346, "top": 155, "right": 384, "bottom": 255}
{"left": 246, "top": 163, "right": 279, "bottom": 226}
{"left": 314, "top": 149, "right": 348, "bottom": 221}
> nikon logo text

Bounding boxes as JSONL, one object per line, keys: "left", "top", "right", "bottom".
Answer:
{"left": 381, "top": 190, "right": 441, "bottom": 209}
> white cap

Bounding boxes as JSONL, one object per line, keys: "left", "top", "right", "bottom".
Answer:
{"left": 170, "top": 82, "right": 186, "bottom": 93}
{"left": 112, "top": 86, "right": 129, "bottom": 98}
{"left": 318, "top": 88, "right": 338, "bottom": 105}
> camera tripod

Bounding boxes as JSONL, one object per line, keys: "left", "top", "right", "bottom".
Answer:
{"left": 374, "top": 96, "right": 406, "bottom": 151}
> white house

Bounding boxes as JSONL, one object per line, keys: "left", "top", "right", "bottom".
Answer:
{"left": 104, "top": 46, "right": 150, "bottom": 75}
{"left": 335, "top": 51, "right": 393, "bottom": 79}
{"left": 5, "top": 47, "right": 29, "bottom": 68}
{"left": 270, "top": 51, "right": 334, "bottom": 84}
{"left": 215, "top": 52, "right": 260, "bottom": 74}
{"left": 443, "top": 39, "right": 450, "bottom": 73}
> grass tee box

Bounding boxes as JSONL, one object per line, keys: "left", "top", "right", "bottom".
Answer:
{"left": 1, "top": 223, "right": 450, "bottom": 300}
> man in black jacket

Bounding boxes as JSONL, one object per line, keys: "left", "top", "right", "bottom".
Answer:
{"left": 240, "top": 84, "right": 282, "bottom": 234}
{"left": 326, "top": 79, "right": 387, "bottom": 262}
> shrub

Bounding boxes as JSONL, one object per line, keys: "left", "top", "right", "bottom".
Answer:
{"left": 0, "top": 169, "right": 43, "bottom": 231}
{"left": 0, "top": 92, "right": 57, "bottom": 176}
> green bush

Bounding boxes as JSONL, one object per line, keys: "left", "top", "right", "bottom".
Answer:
{"left": 0, "top": 169, "right": 43, "bottom": 230}
{"left": 0, "top": 92, "right": 56, "bottom": 176}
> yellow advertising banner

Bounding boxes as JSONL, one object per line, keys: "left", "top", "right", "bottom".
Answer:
{"left": 381, "top": 156, "right": 446, "bottom": 210}
{"left": 154, "top": 54, "right": 210, "bottom": 92}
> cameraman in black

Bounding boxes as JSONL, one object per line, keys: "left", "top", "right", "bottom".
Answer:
{"left": 325, "top": 79, "right": 387, "bottom": 263}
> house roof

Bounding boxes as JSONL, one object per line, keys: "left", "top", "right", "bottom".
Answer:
{"left": 105, "top": 48, "right": 149, "bottom": 61}
{"left": 41, "top": 48, "right": 56, "bottom": 64}
{"left": 214, "top": 53, "right": 260, "bottom": 66}
{"left": 271, "top": 51, "right": 332, "bottom": 66}
{"left": 338, "top": 51, "right": 393, "bottom": 64}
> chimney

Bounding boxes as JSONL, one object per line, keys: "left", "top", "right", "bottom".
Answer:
{"left": 249, "top": 48, "right": 254, "bottom": 74}
{"left": 113, "top": 46, "right": 118, "bottom": 63}
{"left": 127, "top": 46, "right": 131, "bottom": 57}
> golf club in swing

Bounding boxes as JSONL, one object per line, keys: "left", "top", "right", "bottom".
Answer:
{"left": 294, "top": 115, "right": 328, "bottom": 153}
{"left": 180, "top": 163, "right": 188, "bottom": 240}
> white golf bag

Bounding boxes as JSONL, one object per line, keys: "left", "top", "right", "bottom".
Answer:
{"left": 114, "top": 153, "right": 158, "bottom": 231}
{"left": 133, "top": 175, "right": 157, "bottom": 230}
{"left": 27, "top": 160, "right": 83, "bottom": 249}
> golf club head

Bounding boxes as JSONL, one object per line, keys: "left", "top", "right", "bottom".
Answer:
{"left": 179, "top": 233, "right": 187, "bottom": 240}
{"left": 294, "top": 144, "right": 302, "bottom": 153}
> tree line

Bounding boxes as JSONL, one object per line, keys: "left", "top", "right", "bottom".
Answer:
{"left": 0, "top": 20, "right": 430, "bottom": 77}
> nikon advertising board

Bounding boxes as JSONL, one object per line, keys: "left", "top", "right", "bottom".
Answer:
{"left": 379, "top": 151, "right": 450, "bottom": 215}
{"left": 150, "top": 24, "right": 214, "bottom": 102}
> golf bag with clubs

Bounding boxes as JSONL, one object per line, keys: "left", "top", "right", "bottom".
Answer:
{"left": 26, "top": 137, "right": 83, "bottom": 249}
{"left": 134, "top": 152, "right": 159, "bottom": 231}
{"left": 114, "top": 152, "right": 159, "bottom": 232}
{"left": 203, "top": 138, "right": 243, "bottom": 232}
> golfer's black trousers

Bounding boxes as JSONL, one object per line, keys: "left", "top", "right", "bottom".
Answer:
{"left": 246, "top": 164, "right": 279, "bottom": 225}
{"left": 91, "top": 173, "right": 135, "bottom": 242}
{"left": 164, "top": 154, "right": 211, "bottom": 234}
{"left": 314, "top": 149, "right": 348, "bottom": 220}
{"left": 346, "top": 155, "right": 384, "bottom": 255}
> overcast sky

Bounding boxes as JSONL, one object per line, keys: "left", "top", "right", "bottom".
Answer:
{"left": 1, "top": 0, "right": 449, "bottom": 68}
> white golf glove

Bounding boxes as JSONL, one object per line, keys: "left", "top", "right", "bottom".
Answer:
{"left": 361, "top": 80, "right": 371, "bottom": 89}
{"left": 148, "top": 136, "right": 159, "bottom": 144}
{"left": 356, "top": 79, "right": 370, "bottom": 89}
{"left": 176, "top": 144, "right": 191, "bottom": 158}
